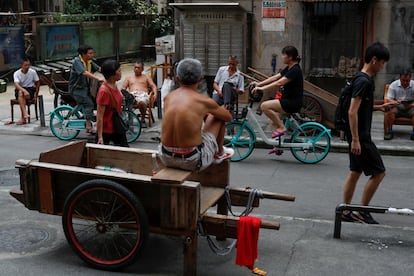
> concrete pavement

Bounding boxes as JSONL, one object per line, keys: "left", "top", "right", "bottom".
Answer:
{"left": 0, "top": 138, "right": 413, "bottom": 276}
{"left": 1, "top": 62, "right": 414, "bottom": 156}
{"left": 1, "top": 65, "right": 414, "bottom": 275}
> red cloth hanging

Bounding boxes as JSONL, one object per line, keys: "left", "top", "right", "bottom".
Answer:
{"left": 236, "top": 216, "right": 262, "bottom": 270}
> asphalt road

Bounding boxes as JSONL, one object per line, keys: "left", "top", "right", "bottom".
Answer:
{"left": 1, "top": 134, "right": 414, "bottom": 276}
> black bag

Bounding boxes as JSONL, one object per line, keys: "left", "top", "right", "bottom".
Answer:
{"left": 112, "top": 110, "right": 128, "bottom": 134}
{"left": 334, "top": 74, "right": 369, "bottom": 131}
{"left": 334, "top": 79, "right": 353, "bottom": 131}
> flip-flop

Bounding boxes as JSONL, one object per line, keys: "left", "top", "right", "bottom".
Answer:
{"left": 4, "top": 121, "right": 14, "bottom": 125}
{"left": 252, "top": 267, "right": 267, "bottom": 275}
{"left": 16, "top": 121, "right": 26, "bottom": 125}
{"left": 268, "top": 148, "right": 278, "bottom": 155}
{"left": 271, "top": 130, "right": 286, "bottom": 138}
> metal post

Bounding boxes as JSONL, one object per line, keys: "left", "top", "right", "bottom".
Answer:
{"left": 38, "top": 94, "right": 45, "bottom": 127}
{"left": 333, "top": 204, "right": 344, "bottom": 239}
{"left": 157, "top": 90, "right": 162, "bottom": 119}
{"left": 333, "top": 204, "right": 389, "bottom": 239}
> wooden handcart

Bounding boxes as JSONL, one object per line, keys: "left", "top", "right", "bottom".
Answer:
{"left": 10, "top": 141, "right": 295, "bottom": 275}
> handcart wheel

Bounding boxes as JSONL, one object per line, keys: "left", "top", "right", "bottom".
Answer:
{"left": 62, "top": 179, "right": 148, "bottom": 270}
{"left": 301, "top": 94, "right": 323, "bottom": 123}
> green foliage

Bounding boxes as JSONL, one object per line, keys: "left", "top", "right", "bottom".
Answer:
{"left": 152, "top": 15, "right": 174, "bottom": 36}
{"left": 62, "top": 0, "right": 174, "bottom": 35}
{"left": 64, "top": 0, "right": 132, "bottom": 14}
{"left": 128, "top": 0, "right": 157, "bottom": 15}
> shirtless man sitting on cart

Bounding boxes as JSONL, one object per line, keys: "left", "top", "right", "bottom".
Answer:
{"left": 159, "top": 58, "right": 234, "bottom": 171}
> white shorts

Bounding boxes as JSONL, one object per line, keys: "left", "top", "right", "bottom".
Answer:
{"left": 159, "top": 131, "right": 218, "bottom": 171}
{"left": 132, "top": 90, "right": 149, "bottom": 105}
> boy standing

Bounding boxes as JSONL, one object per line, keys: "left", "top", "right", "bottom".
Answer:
{"left": 342, "top": 42, "right": 391, "bottom": 224}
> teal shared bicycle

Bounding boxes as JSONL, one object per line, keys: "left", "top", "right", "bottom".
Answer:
{"left": 224, "top": 95, "right": 331, "bottom": 164}
{"left": 49, "top": 103, "right": 141, "bottom": 143}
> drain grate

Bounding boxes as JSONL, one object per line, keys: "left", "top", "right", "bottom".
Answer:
{"left": 0, "top": 224, "right": 50, "bottom": 253}
{"left": 0, "top": 169, "right": 19, "bottom": 187}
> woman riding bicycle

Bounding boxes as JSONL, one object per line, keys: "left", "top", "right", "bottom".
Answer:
{"left": 252, "top": 46, "right": 303, "bottom": 138}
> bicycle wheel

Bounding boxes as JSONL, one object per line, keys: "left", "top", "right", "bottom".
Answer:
{"left": 123, "top": 110, "right": 141, "bottom": 143}
{"left": 62, "top": 179, "right": 148, "bottom": 271}
{"left": 50, "top": 105, "right": 81, "bottom": 140}
{"left": 224, "top": 121, "right": 256, "bottom": 162}
{"left": 301, "top": 94, "right": 323, "bottom": 123}
{"left": 290, "top": 122, "right": 330, "bottom": 164}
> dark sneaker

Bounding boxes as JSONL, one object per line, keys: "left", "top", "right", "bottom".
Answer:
{"left": 384, "top": 132, "right": 393, "bottom": 140}
{"left": 410, "top": 133, "right": 414, "bottom": 141}
{"left": 341, "top": 211, "right": 364, "bottom": 223}
{"left": 357, "top": 211, "right": 379, "bottom": 224}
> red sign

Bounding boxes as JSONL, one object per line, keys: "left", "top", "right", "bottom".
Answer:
{"left": 262, "top": 1, "right": 286, "bottom": 18}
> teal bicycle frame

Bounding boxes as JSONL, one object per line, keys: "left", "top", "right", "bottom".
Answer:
{"left": 59, "top": 104, "right": 87, "bottom": 130}
{"left": 225, "top": 105, "right": 332, "bottom": 163}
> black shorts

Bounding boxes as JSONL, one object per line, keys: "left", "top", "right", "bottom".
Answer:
{"left": 348, "top": 139, "right": 385, "bottom": 176}
{"left": 280, "top": 98, "right": 302, "bottom": 113}
{"left": 15, "top": 87, "right": 35, "bottom": 99}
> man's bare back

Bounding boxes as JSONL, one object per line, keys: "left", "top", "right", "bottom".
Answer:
{"left": 159, "top": 58, "right": 234, "bottom": 171}
{"left": 162, "top": 86, "right": 231, "bottom": 148}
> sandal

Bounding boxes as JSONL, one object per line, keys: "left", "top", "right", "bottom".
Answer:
{"left": 271, "top": 130, "right": 286, "bottom": 138}
{"left": 16, "top": 120, "right": 26, "bottom": 125}
{"left": 252, "top": 267, "right": 267, "bottom": 275}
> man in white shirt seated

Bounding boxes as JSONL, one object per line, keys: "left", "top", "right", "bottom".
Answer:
{"left": 212, "top": 55, "right": 244, "bottom": 113}
{"left": 384, "top": 69, "right": 414, "bottom": 140}
{"left": 13, "top": 58, "right": 40, "bottom": 125}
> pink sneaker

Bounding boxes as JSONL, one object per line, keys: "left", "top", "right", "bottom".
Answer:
{"left": 214, "top": 147, "right": 234, "bottom": 164}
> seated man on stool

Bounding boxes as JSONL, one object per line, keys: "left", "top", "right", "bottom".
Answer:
{"left": 384, "top": 69, "right": 414, "bottom": 140}
{"left": 122, "top": 62, "right": 158, "bottom": 128}
{"left": 160, "top": 58, "right": 234, "bottom": 171}
{"left": 212, "top": 55, "right": 244, "bottom": 114}
{"left": 13, "top": 58, "right": 40, "bottom": 125}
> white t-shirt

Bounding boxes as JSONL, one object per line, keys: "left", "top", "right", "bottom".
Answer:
{"left": 13, "top": 68, "right": 39, "bottom": 88}
{"left": 213, "top": 65, "right": 244, "bottom": 94}
{"left": 387, "top": 79, "right": 414, "bottom": 101}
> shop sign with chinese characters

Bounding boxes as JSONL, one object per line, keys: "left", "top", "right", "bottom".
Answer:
{"left": 262, "top": 1, "right": 286, "bottom": 18}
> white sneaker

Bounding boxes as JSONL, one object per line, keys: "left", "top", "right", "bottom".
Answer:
{"left": 214, "top": 147, "right": 234, "bottom": 164}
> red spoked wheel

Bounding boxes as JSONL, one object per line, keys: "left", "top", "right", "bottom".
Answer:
{"left": 301, "top": 94, "right": 323, "bottom": 123}
{"left": 62, "top": 179, "right": 148, "bottom": 270}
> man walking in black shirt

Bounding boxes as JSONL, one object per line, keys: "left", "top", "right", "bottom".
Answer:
{"left": 342, "top": 42, "right": 392, "bottom": 224}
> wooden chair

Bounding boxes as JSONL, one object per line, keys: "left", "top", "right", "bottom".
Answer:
{"left": 145, "top": 92, "right": 156, "bottom": 127}
{"left": 134, "top": 92, "right": 156, "bottom": 127}
{"left": 10, "top": 98, "right": 38, "bottom": 123}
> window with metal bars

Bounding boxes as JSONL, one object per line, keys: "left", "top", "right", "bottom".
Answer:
{"left": 303, "top": 2, "right": 366, "bottom": 79}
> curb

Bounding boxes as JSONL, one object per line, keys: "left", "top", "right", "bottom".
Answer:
{"left": 254, "top": 138, "right": 414, "bottom": 157}
{"left": 1, "top": 122, "right": 414, "bottom": 157}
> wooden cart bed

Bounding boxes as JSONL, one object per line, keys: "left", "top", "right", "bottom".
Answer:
{"left": 11, "top": 141, "right": 294, "bottom": 275}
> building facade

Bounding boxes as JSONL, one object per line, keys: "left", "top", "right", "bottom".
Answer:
{"left": 172, "top": 0, "right": 414, "bottom": 99}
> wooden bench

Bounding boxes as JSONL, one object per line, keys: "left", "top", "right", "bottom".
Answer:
{"left": 382, "top": 84, "right": 412, "bottom": 134}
